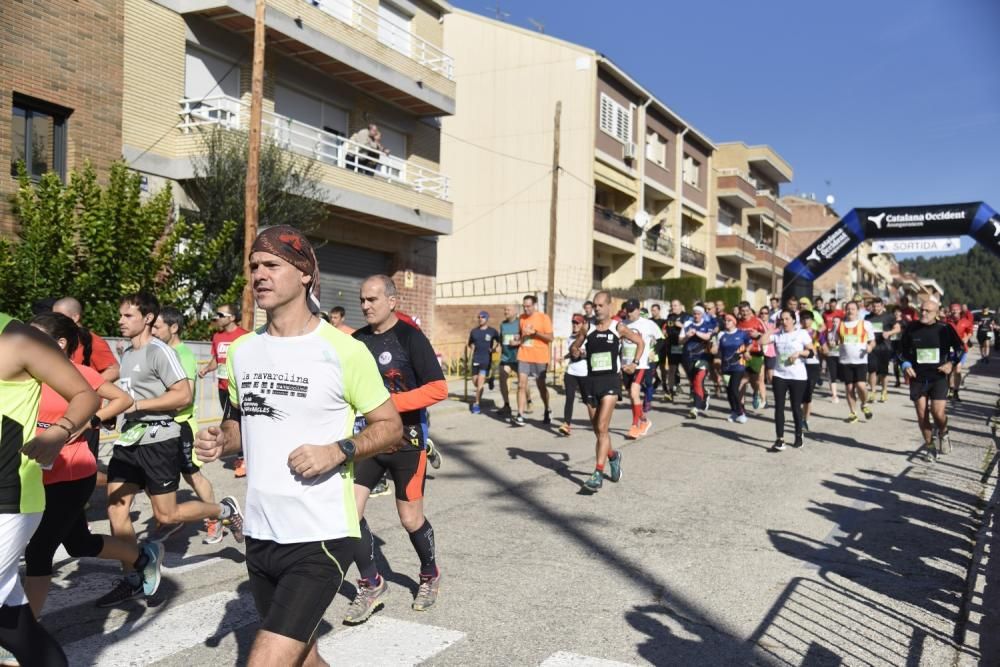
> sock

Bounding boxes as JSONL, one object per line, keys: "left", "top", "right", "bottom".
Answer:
{"left": 354, "top": 518, "right": 379, "bottom": 582}
{"left": 595, "top": 463, "right": 605, "bottom": 472}
{"left": 631, "top": 404, "right": 642, "bottom": 426}
{"left": 132, "top": 551, "right": 149, "bottom": 572}
{"left": 608, "top": 449, "right": 617, "bottom": 460}
{"left": 407, "top": 519, "right": 437, "bottom": 578}
{"left": 219, "top": 502, "right": 232, "bottom": 520}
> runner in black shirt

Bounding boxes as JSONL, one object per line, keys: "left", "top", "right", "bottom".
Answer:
{"left": 865, "top": 298, "right": 900, "bottom": 404}
{"left": 898, "top": 300, "right": 964, "bottom": 461}
{"left": 663, "top": 300, "right": 689, "bottom": 401}
{"left": 346, "top": 275, "right": 448, "bottom": 623}
{"left": 649, "top": 303, "right": 668, "bottom": 396}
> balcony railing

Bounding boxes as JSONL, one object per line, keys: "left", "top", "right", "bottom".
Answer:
{"left": 643, "top": 226, "right": 675, "bottom": 257}
{"left": 309, "top": 0, "right": 454, "bottom": 80}
{"left": 680, "top": 244, "right": 706, "bottom": 269}
{"left": 179, "top": 96, "right": 449, "bottom": 199}
{"left": 755, "top": 189, "right": 792, "bottom": 222}
{"left": 593, "top": 205, "right": 638, "bottom": 243}
{"left": 717, "top": 167, "right": 758, "bottom": 188}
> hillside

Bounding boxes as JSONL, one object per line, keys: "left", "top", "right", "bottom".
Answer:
{"left": 898, "top": 245, "right": 1000, "bottom": 308}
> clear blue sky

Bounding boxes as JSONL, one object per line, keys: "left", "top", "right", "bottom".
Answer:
{"left": 451, "top": 0, "right": 1000, "bottom": 257}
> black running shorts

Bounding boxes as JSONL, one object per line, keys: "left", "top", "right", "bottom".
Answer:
{"left": 580, "top": 374, "right": 622, "bottom": 407}
{"left": 622, "top": 368, "right": 653, "bottom": 391}
{"left": 246, "top": 536, "right": 354, "bottom": 643}
{"left": 910, "top": 375, "right": 949, "bottom": 402}
{"left": 177, "top": 421, "right": 203, "bottom": 475}
{"left": 107, "top": 438, "right": 182, "bottom": 495}
{"left": 867, "top": 346, "right": 891, "bottom": 377}
{"left": 354, "top": 447, "right": 427, "bottom": 502}
{"left": 838, "top": 363, "right": 868, "bottom": 384}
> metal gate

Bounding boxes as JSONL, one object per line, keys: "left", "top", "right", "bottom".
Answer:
{"left": 315, "top": 242, "right": 391, "bottom": 328}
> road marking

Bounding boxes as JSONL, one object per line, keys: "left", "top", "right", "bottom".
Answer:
{"left": 539, "top": 652, "right": 637, "bottom": 666}
{"left": 317, "top": 616, "right": 465, "bottom": 665}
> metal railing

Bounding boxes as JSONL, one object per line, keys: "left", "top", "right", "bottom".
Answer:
{"left": 179, "top": 96, "right": 449, "bottom": 199}
{"left": 717, "top": 167, "right": 758, "bottom": 188}
{"left": 680, "top": 244, "right": 706, "bottom": 269}
{"left": 593, "top": 204, "right": 637, "bottom": 242}
{"left": 643, "top": 227, "right": 675, "bottom": 256}
{"left": 309, "top": 0, "right": 454, "bottom": 79}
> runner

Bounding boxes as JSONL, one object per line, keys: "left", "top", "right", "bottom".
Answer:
{"left": 759, "top": 305, "right": 777, "bottom": 390}
{"left": 835, "top": 300, "right": 875, "bottom": 423}
{"left": 513, "top": 295, "right": 553, "bottom": 427}
{"left": 467, "top": 311, "right": 499, "bottom": 415}
{"left": 946, "top": 302, "right": 973, "bottom": 401}
{"left": 496, "top": 305, "right": 520, "bottom": 417}
{"left": 153, "top": 307, "right": 224, "bottom": 544}
{"left": 821, "top": 311, "right": 842, "bottom": 403}
{"left": 23, "top": 313, "right": 151, "bottom": 617}
{"left": 582, "top": 300, "right": 596, "bottom": 327}
{"left": 978, "top": 307, "right": 996, "bottom": 363}
{"left": 799, "top": 310, "right": 822, "bottom": 432}
{"left": 770, "top": 308, "right": 816, "bottom": 451}
{"left": 346, "top": 274, "right": 449, "bottom": 624}
{"left": 100, "top": 291, "right": 243, "bottom": 608}
{"left": 662, "top": 300, "right": 689, "bottom": 401}
{"left": 198, "top": 303, "right": 249, "bottom": 477}
{"left": 898, "top": 295, "right": 919, "bottom": 324}
{"left": 569, "top": 291, "right": 643, "bottom": 492}
{"left": 736, "top": 302, "right": 768, "bottom": 412}
{"left": 703, "top": 303, "right": 723, "bottom": 399}
{"left": 619, "top": 300, "right": 662, "bottom": 438}
{"left": 865, "top": 298, "right": 900, "bottom": 403}
{"left": 680, "top": 305, "right": 715, "bottom": 419}
{"left": 52, "top": 297, "right": 121, "bottom": 383}
{"left": 898, "top": 299, "right": 964, "bottom": 461}
{"left": 330, "top": 306, "right": 356, "bottom": 335}
{"left": 558, "top": 314, "right": 589, "bottom": 436}
{"left": 649, "top": 303, "right": 668, "bottom": 395}
{"left": 195, "top": 227, "right": 401, "bottom": 664}
{"left": 0, "top": 312, "right": 99, "bottom": 666}
{"left": 712, "top": 313, "right": 751, "bottom": 424}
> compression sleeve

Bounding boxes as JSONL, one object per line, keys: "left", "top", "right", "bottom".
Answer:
{"left": 391, "top": 379, "right": 448, "bottom": 413}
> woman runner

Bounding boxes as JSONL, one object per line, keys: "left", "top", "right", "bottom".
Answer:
{"left": 712, "top": 314, "right": 752, "bottom": 424}
{"left": 770, "top": 309, "right": 816, "bottom": 452}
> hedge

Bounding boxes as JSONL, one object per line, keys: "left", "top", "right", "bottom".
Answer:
{"left": 633, "top": 276, "right": 706, "bottom": 308}
{"left": 705, "top": 286, "right": 744, "bottom": 311}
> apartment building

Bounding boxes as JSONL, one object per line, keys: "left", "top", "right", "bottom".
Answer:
{"left": 1, "top": 0, "right": 125, "bottom": 233}
{"left": 435, "top": 9, "right": 714, "bottom": 342}
{"left": 710, "top": 142, "right": 793, "bottom": 307}
{"left": 122, "top": 0, "right": 455, "bottom": 330}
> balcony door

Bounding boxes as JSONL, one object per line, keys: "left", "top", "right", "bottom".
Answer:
{"left": 184, "top": 47, "right": 240, "bottom": 103}
{"left": 274, "top": 85, "right": 348, "bottom": 164}
{"left": 377, "top": 1, "right": 412, "bottom": 57}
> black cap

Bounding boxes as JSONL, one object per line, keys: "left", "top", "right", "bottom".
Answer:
{"left": 624, "top": 299, "right": 640, "bottom": 312}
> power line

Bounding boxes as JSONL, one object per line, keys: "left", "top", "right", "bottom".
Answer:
{"left": 451, "top": 169, "right": 553, "bottom": 234}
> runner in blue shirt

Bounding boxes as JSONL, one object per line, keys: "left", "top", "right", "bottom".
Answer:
{"left": 680, "top": 305, "right": 716, "bottom": 418}
{"left": 712, "top": 313, "right": 752, "bottom": 423}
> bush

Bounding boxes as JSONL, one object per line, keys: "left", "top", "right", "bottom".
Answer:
{"left": 705, "top": 287, "right": 744, "bottom": 311}
{"left": 633, "top": 277, "right": 706, "bottom": 308}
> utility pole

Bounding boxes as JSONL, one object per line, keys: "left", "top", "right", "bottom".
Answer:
{"left": 545, "top": 101, "right": 561, "bottom": 320}
{"left": 241, "top": 0, "right": 266, "bottom": 330}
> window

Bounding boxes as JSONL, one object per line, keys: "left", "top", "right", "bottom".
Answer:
{"left": 682, "top": 154, "right": 700, "bottom": 187}
{"left": 599, "top": 93, "right": 632, "bottom": 144}
{"left": 378, "top": 1, "right": 412, "bottom": 57}
{"left": 11, "top": 95, "right": 69, "bottom": 180}
{"left": 184, "top": 47, "right": 240, "bottom": 101}
{"left": 717, "top": 203, "right": 737, "bottom": 234}
{"left": 645, "top": 131, "right": 666, "bottom": 167}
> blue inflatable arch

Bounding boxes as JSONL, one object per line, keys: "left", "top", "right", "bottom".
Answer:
{"left": 781, "top": 202, "right": 1000, "bottom": 300}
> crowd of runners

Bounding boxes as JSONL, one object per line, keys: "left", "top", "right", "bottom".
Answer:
{"left": 2, "top": 220, "right": 998, "bottom": 664}
{"left": 464, "top": 291, "right": 999, "bottom": 490}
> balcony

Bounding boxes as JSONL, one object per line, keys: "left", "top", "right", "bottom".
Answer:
{"left": 680, "top": 244, "right": 706, "bottom": 269}
{"left": 714, "top": 232, "right": 756, "bottom": 263}
{"left": 643, "top": 225, "right": 675, "bottom": 258}
{"left": 754, "top": 190, "right": 792, "bottom": 225}
{"left": 181, "top": 0, "right": 455, "bottom": 115}
{"left": 179, "top": 96, "right": 448, "bottom": 200}
{"left": 715, "top": 168, "right": 757, "bottom": 209}
{"left": 593, "top": 205, "right": 638, "bottom": 244}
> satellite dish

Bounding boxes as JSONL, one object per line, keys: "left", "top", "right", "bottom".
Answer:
{"left": 825, "top": 194, "right": 836, "bottom": 206}
{"left": 634, "top": 211, "right": 651, "bottom": 230}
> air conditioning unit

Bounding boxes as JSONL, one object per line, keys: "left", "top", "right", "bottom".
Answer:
{"left": 623, "top": 142, "right": 637, "bottom": 161}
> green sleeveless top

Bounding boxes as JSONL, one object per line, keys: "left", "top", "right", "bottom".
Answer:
{"left": 0, "top": 313, "right": 44, "bottom": 514}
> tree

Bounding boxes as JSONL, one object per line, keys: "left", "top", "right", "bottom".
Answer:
{"left": 0, "top": 161, "right": 238, "bottom": 337}
{"left": 898, "top": 245, "right": 1000, "bottom": 308}
{"left": 183, "top": 127, "right": 330, "bottom": 313}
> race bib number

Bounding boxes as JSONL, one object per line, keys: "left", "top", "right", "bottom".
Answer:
{"left": 590, "top": 351, "right": 613, "bottom": 372}
{"left": 843, "top": 334, "right": 860, "bottom": 344}
{"left": 114, "top": 423, "right": 148, "bottom": 447}
{"left": 871, "top": 322, "right": 884, "bottom": 333}
{"left": 621, "top": 341, "right": 637, "bottom": 361}
{"left": 916, "top": 348, "right": 940, "bottom": 364}
{"left": 502, "top": 334, "right": 515, "bottom": 346}
{"left": 779, "top": 353, "right": 792, "bottom": 366}
{"left": 670, "top": 345, "right": 683, "bottom": 355}
{"left": 829, "top": 345, "right": 840, "bottom": 355}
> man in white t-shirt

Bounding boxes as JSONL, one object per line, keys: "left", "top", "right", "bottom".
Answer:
{"left": 621, "top": 299, "right": 663, "bottom": 439}
{"left": 196, "top": 226, "right": 402, "bottom": 666}
{"left": 835, "top": 300, "right": 876, "bottom": 423}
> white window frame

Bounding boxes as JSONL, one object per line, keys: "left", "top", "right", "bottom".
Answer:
{"left": 682, "top": 154, "right": 701, "bottom": 188}
{"left": 645, "top": 130, "right": 666, "bottom": 167}
{"left": 599, "top": 93, "right": 632, "bottom": 145}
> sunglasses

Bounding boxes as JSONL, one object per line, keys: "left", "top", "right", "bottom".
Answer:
{"left": 212, "top": 312, "right": 232, "bottom": 319}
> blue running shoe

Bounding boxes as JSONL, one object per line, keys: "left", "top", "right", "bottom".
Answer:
{"left": 608, "top": 452, "right": 623, "bottom": 483}
{"left": 140, "top": 542, "right": 164, "bottom": 597}
{"left": 583, "top": 471, "right": 603, "bottom": 492}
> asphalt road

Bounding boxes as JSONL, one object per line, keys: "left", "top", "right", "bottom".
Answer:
{"left": 39, "top": 353, "right": 1000, "bottom": 666}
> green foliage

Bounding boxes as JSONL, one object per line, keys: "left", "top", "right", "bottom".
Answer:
{"left": 634, "top": 276, "right": 706, "bottom": 308}
{"left": 183, "top": 127, "right": 329, "bottom": 313}
{"left": 0, "top": 161, "right": 238, "bottom": 338}
{"left": 899, "top": 246, "right": 1000, "bottom": 308}
{"left": 705, "top": 287, "right": 743, "bottom": 311}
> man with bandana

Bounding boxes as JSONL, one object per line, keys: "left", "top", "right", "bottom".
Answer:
{"left": 196, "top": 226, "right": 402, "bottom": 665}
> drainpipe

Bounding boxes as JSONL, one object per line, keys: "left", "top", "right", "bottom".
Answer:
{"left": 674, "top": 127, "right": 689, "bottom": 277}
{"left": 635, "top": 98, "right": 652, "bottom": 282}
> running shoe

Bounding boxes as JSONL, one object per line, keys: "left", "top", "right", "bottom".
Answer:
{"left": 471, "top": 404, "right": 481, "bottom": 414}
{"left": 664, "top": 392, "right": 674, "bottom": 403}
{"left": 607, "top": 451, "right": 623, "bottom": 483}
{"left": 831, "top": 395, "right": 839, "bottom": 404}
{"left": 846, "top": 413, "right": 860, "bottom": 424}
{"left": 687, "top": 408, "right": 698, "bottom": 419}
{"left": 802, "top": 419, "right": 810, "bottom": 433}
{"left": 497, "top": 405, "right": 512, "bottom": 417}
{"left": 0, "top": 647, "right": 16, "bottom": 667}
{"left": 220, "top": 495, "right": 245, "bottom": 543}
{"left": 938, "top": 429, "right": 953, "bottom": 456}
{"left": 234, "top": 457, "right": 247, "bottom": 478}
{"left": 752, "top": 393, "right": 761, "bottom": 410}
{"left": 557, "top": 423, "right": 571, "bottom": 437}
{"left": 923, "top": 445, "right": 938, "bottom": 462}
{"left": 759, "top": 399, "right": 767, "bottom": 411}
{"left": 412, "top": 570, "right": 442, "bottom": 611}
{"left": 735, "top": 414, "right": 748, "bottom": 424}
{"left": 512, "top": 414, "right": 526, "bottom": 427}
{"left": 370, "top": 475, "right": 392, "bottom": 497}
{"left": 203, "top": 519, "right": 225, "bottom": 545}
{"left": 626, "top": 424, "right": 640, "bottom": 440}
{"left": 726, "top": 413, "right": 737, "bottom": 423}
{"left": 791, "top": 436, "right": 804, "bottom": 449}
{"left": 426, "top": 438, "right": 442, "bottom": 469}
{"left": 953, "top": 390, "right": 962, "bottom": 402}
{"left": 880, "top": 389, "right": 888, "bottom": 403}
{"left": 583, "top": 471, "right": 603, "bottom": 492}
{"left": 543, "top": 410, "right": 551, "bottom": 425}
{"left": 140, "top": 542, "right": 164, "bottom": 597}
{"left": 148, "top": 522, "right": 182, "bottom": 543}
{"left": 862, "top": 405, "right": 873, "bottom": 420}
{"left": 488, "top": 376, "right": 495, "bottom": 390}
{"left": 638, "top": 420, "right": 652, "bottom": 436}
{"left": 343, "top": 576, "right": 389, "bottom": 625}
{"left": 96, "top": 576, "right": 143, "bottom": 608}
{"left": 771, "top": 439, "right": 786, "bottom": 452}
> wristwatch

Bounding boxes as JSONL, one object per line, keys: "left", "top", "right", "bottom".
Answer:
{"left": 337, "top": 439, "right": 357, "bottom": 463}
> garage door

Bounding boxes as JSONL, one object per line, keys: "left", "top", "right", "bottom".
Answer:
{"left": 315, "top": 242, "right": 391, "bottom": 329}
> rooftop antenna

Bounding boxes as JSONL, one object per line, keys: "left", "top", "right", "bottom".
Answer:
{"left": 486, "top": 1, "right": 510, "bottom": 20}
{"left": 527, "top": 17, "right": 545, "bottom": 32}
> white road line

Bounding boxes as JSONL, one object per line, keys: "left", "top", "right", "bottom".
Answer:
{"left": 539, "top": 651, "right": 637, "bottom": 667}
{"left": 317, "top": 616, "right": 465, "bottom": 666}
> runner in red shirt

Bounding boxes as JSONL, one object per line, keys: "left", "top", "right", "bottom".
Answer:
{"left": 736, "top": 302, "right": 769, "bottom": 411}
{"left": 198, "top": 303, "right": 249, "bottom": 476}
{"left": 53, "top": 297, "right": 120, "bottom": 383}
{"left": 898, "top": 295, "right": 919, "bottom": 324}
{"left": 946, "top": 302, "right": 974, "bottom": 401}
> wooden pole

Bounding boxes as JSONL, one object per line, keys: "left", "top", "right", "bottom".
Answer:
{"left": 545, "top": 101, "right": 561, "bottom": 320}
{"left": 241, "top": 0, "right": 266, "bottom": 330}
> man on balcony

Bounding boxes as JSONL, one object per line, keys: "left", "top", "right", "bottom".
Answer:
{"left": 349, "top": 123, "right": 390, "bottom": 176}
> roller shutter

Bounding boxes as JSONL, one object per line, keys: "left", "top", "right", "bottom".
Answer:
{"left": 315, "top": 243, "right": 391, "bottom": 328}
